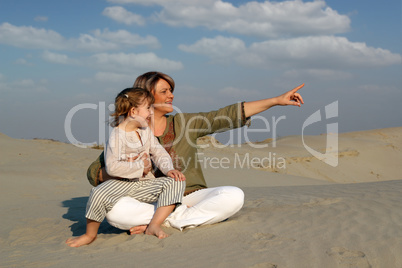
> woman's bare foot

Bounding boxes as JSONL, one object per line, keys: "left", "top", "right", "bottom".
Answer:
{"left": 145, "top": 224, "right": 169, "bottom": 239}
{"left": 66, "top": 234, "right": 96, "bottom": 247}
{"left": 129, "top": 225, "right": 148, "bottom": 235}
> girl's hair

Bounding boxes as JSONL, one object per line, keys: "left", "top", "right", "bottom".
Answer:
{"left": 110, "top": 87, "right": 155, "bottom": 127}
{"left": 133, "top": 71, "right": 175, "bottom": 94}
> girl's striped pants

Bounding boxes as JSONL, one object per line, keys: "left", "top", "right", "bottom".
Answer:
{"left": 85, "top": 177, "right": 185, "bottom": 223}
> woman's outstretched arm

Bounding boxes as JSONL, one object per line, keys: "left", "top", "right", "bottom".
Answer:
{"left": 243, "top": 83, "right": 304, "bottom": 118}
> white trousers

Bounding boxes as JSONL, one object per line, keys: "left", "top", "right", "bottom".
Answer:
{"left": 106, "top": 186, "right": 244, "bottom": 231}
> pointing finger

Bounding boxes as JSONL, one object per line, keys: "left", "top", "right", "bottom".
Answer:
{"left": 291, "top": 83, "right": 304, "bottom": 93}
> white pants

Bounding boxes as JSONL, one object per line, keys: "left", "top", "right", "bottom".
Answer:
{"left": 86, "top": 177, "right": 185, "bottom": 223}
{"left": 106, "top": 186, "right": 244, "bottom": 231}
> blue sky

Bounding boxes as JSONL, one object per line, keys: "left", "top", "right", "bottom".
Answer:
{"left": 0, "top": 0, "right": 400, "bottom": 145}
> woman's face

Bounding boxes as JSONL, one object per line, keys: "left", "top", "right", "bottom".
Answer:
{"left": 152, "top": 79, "right": 174, "bottom": 115}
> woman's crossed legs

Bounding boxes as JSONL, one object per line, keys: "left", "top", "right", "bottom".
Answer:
{"left": 106, "top": 186, "right": 244, "bottom": 233}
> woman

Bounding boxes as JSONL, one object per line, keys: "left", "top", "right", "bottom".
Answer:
{"left": 87, "top": 71, "right": 304, "bottom": 234}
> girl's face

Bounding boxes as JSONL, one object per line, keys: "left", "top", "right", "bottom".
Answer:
{"left": 152, "top": 79, "right": 174, "bottom": 115}
{"left": 130, "top": 99, "right": 153, "bottom": 126}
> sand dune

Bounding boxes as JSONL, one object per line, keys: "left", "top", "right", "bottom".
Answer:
{"left": 1, "top": 128, "right": 401, "bottom": 267}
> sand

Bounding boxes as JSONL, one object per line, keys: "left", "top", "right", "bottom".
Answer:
{"left": 0, "top": 127, "right": 401, "bottom": 268}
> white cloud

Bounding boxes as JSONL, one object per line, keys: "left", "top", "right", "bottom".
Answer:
{"left": 0, "top": 77, "right": 49, "bottom": 93}
{"left": 219, "top": 86, "right": 260, "bottom": 99}
{"left": 283, "top": 69, "right": 353, "bottom": 81}
{"left": 107, "top": 0, "right": 350, "bottom": 38}
{"left": 249, "top": 36, "right": 401, "bottom": 68}
{"left": 0, "top": 22, "right": 66, "bottom": 50}
{"left": 179, "top": 36, "right": 245, "bottom": 63}
{"left": 102, "top": 6, "right": 146, "bottom": 25}
{"left": 15, "top": 58, "right": 33, "bottom": 66}
{"left": 75, "top": 33, "right": 122, "bottom": 51}
{"left": 93, "top": 28, "right": 160, "bottom": 49}
{"left": 172, "top": 82, "right": 261, "bottom": 110}
{"left": 42, "top": 51, "right": 76, "bottom": 64}
{"left": 179, "top": 35, "right": 401, "bottom": 69}
{"left": 357, "top": 84, "right": 400, "bottom": 94}
{"left": 34, "top": 16, "right": 48, "bottom": 22}
{"left": 39, "top": 50, "right": 183, "bottom": 74}
{"left": 39, "top": 50, "right": 183, "bottom": 75}
{"left": 107, "top": 0, "right": 204, "bottom": 5}
{"left": 0, "top": 23, "right": 159, "bottom": 51}
{"left": 90, "top": 52, "right": 183, "bottom": 72}
{"left": 94, "top": 72, "right": 134, "bottom": 83}
{"left": 14, "top": 79, "right": 36, "bottom": 87}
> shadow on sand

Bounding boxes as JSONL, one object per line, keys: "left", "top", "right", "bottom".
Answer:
{"left": 62, "top": 197, "right": 124, "bottom": 236}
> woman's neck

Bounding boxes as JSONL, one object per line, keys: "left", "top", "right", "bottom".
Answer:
{"left": 152, "top": 112, "right": 167, "bottom": 137}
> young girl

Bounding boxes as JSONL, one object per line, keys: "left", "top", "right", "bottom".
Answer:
{"left": 66, "top": 87, "right": 186, "bottom": 247}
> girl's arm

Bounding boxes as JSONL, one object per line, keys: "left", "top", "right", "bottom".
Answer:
{"left": 243, "top": 84, "right": 304, "bottom": 118}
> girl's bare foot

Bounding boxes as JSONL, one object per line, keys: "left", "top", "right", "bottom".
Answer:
{"left": 66, "top": 234, "right": 96, "bottom": 247}
{"left": 145, "top": 224, "right": 169, "bottom": 239}
{"left": 129, "top": 225, "right": 148, "bottom": 235}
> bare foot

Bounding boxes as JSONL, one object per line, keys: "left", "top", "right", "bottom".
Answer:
{"left": 145, "top": 224, "right": 169, "bottom": 239}
{"left": 66, "top": 234, "right": 96, "bottom": 247}
{"left": 129, "top": 225, "right": 148, "bottom": 235}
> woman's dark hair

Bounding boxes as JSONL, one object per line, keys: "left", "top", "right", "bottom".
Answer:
{"left": 133, "top": 71, "right": 175, "bottom": 94}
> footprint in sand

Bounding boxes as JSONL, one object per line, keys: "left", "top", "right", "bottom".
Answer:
{"left": 326, "top": 247, "right": 371, "bottom": 268}
{"left": 286, "top": 150, "right": 359, "bottom": 163}
{"left": 302, "top": 197, "right": 342, "bottom": 207}
{"left": 249, "top": 233, "right": 295, "bottom": 252}
{"left": 250, "top": 262, "right": 277, "bottom": 268}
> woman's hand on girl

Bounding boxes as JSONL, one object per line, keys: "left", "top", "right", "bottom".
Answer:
{"left": 167, "top": 170, "right": 186, "bottom": 181}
